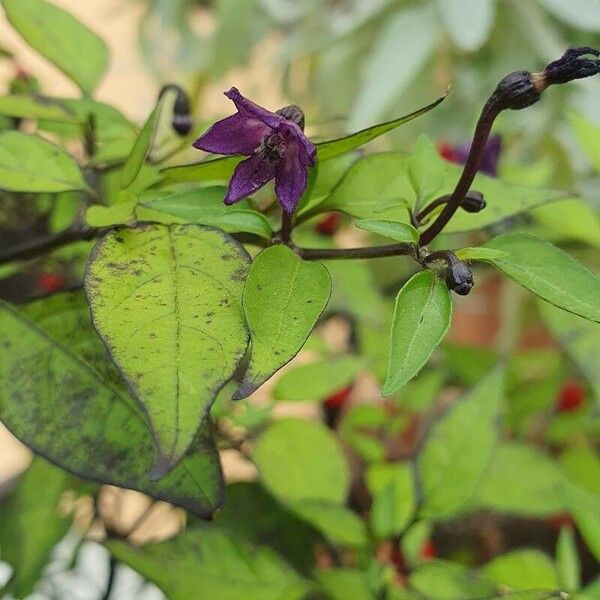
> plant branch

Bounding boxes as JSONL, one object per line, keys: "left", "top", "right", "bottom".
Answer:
{"left": 297, "top": 242, "right": 416, "bottom": 261}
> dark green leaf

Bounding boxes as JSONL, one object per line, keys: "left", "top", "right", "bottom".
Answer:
{"left": 418, "top": 368, "right": 503, "bottom": 518}
{"left": 0, "top": 459, "right": 71, "bottom": 598}
{"left": 384, "top": 271, "right": 452, "bottom": 396}
{"left": 272, "top": 356, "right": 362, "bottom": 402}
{"left": 0, "top": 132, "right": 86, "bottom": 192}
{"left": 0, "top": 294, "right": 223, "bottom": 517}
{"left": 108, "top": 528, "right": 311, "bottom": 600}
{"left": 234, "top": 245, "right": 331, "bottom": 399}
{"left": 85, "top": 224, "right": 250, "bottom": 477}
{"left": 1, "top": 0, "right": 108, "bottom": 95}
{"left": 253, "top": 418, "right": 349, "bottom": 504}
{"left": 484, "top": 234, "right": 600, "bottom": 323}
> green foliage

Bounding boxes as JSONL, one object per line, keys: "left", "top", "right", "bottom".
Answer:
{"left": 556, "top": 526, "right": 580, "bottom": 594}
{"left": 355, "top": 220, "right": 419, "bottom": 244}
{"left": 108, "top": 528, "right": 312, "bottom": 600}
{"left": 1, "top": 0, "right": 108, "bottom": 95}
{"left": 481, "top": 549, "right": 558, "bottom": 591}
{"left": 85, "top": 224, "right": 250, "bottom": 476}
{"left": 384, "top": 271, "right": 452, "bottom": 396}
{"left": 0, "top": 132, "right": 86, "bottom": 192}
{"left": 0, "top": 459, "right": 72, "bottom": 598}
{"left": 234, "top": 245, "right": 331, "bottom": 399}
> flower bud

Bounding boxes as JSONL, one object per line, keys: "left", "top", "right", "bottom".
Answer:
{"left": 445, "top": 259, "right": 473, "bottom": 296}
{"left": 158, "top": 83, "right": 193, "bottom": 136}
{"left": 543, "top": 47, "right": 599, "bottom": 86}
{"left": 491, "top": 70, "right": 541, "bottom": 111}
{"left": 275, "top": 105, "right": 305, "bottom": 130}
{"left": 460, "top": 191, "right": 486, "bottom": 213}
{"left": 172, "top": 113, "right": 193, "bottom": 136}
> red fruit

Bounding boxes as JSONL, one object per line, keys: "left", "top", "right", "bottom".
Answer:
{"left": 323, "top": 385, "right": 352, "bottom": 410}
{"left": 556, "top": 381, "right": 585, "bottom": 413}
{"left": 420, "top": 540, "right": 436, "bottom": 560}
{"left": 315, "top": 212, "right": 341, "bottom": 236}
{"left": 39, "top": 272, "right": 66, "bottom": 294}
{"left": 437, "top": 141, "right": 458, "bottom": 163}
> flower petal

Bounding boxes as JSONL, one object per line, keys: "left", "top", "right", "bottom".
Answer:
{"left": 274, "top": 141, "right": 309, "bottom": 214}
{"left": 193, "top": 113, "right": 270, "bottom": 156}
{"left": 286, "top": 121, "right": 317, "bottom": 167}
{"left": 225, "top": 154, "right": 277, "bottom": 205}
{"left": 224, "top": 87, "right": 283, "bottom": 129}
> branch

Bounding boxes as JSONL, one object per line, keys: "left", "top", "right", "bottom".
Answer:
{"left": 297, "top": 242, "right": 416, "bottom": 261}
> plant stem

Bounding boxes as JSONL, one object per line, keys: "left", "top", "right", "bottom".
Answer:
{"left": 418, "top": 101, "right": 500, "bottom": 245}
{"left": 279, "top": 211, "right": 294, "bottom": 245}
{"left": 101, "top": 557, "right": 117, "bottom": 600}
{"left": 297, "top": 242, "right": 416, "bottom": 261}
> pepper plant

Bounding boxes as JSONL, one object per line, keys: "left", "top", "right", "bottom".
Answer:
{"left": 0, "top": 1, "right": 599, "bottom": 599}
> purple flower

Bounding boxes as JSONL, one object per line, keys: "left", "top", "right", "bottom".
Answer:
{"left": 455, "top": 135, "right": 502, "bottom": 177}
{"left": 193, "top": 88, "right": 316, "bottom": 214}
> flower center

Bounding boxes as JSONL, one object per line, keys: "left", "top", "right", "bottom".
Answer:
{"left": 260, "top": 132, "right": 287, "bottom": 164}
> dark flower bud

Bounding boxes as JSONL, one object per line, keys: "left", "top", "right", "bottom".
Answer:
{"left": 158, "top": 83, "right": 193, "bottom": 136}
{"left": 275, "top": 105, "right": 305, "bottom": 130}
{"left": 491, "top": 70, "right": 541, "bottom": 111}
{"left": 460, "top": 191, "right": 486, "bottom": 213}
{"left": 543, "top": 47, "right": 600, "bottom": 86}
{"left": 445, "top": 259, "right": 474, "bottom": 296}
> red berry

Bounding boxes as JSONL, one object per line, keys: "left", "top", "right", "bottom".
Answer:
{"left": 556, "top": 381, "right": 585, "bottom": 413}
{"left": 315, "top": 213, "right": 341, "bottom": 236}
{"left": 437, "top": 141, "right": 458, "bottom": 163}
{"left": 323, "top": 385, "right": 352, "bottom": 410}
{"left": 39, "top": 272, "right": 66, "bottom": 294}
{"left": 420, "top": 540, "right": 436, "bottom": 560}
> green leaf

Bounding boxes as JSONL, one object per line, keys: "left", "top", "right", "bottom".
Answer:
{"left": 473, "top": 443, "right": 566, "bottom": 517}
{"left": 418, "top": 368, "right": 503, "bottom": 518}
{"left": 253, "top": 418, "right": 350, "bottom": 504}
{"left": 0, "top": 132, "right": 86, "bottom": 193}
{"left": 272, "top": 356, "right": 362, "bottom": 401}
{"left": 481, "top": 550, "right": 559, "bottom": 591}
{"left": 0, "top": 459, "right": 71, "bottom": 598}
{"left": 408, "top": 135, "right": 445, "bottom": 207}
{"left": 0, "top": 95, "right": 80, "bottom": 123}
{"left": 339, "top": 405, "right": 388, "bottom": 462}
{"left": 1, "top": 0, "right": 108, "bottom": 95}
{"left": 108, "top": 528, "right": 311, "bottom": 600}
{"left": 0, "top": 294, "right": 223, "bottom": 517}
{"left": 366, "top": 463, "right": 416, "bottom": 539}
{"left": 85, "top": 192, "right": 138, "bottom": 227}
{"left": 138, "top": 186, "right": 273, "bottom": 238}
{"left": 160, "top": 95, "right": 445, "bottom": 185}
{"left": 556, "top": 526, "right": 580, "bottom": 593}
{"left": 540, "top": 302, "right": 600, "bottom": 405}
{"left": 233, "top": 245, "right": 331, "bottom": 399}
{"left": 320, "top": 153, "right": 413, "bottom": 223}
{"left": 560, "top": 482, "right": 600, "bottom": 563}
{"left": 483, "top": 234, "right": 600, "bottom": 323}
{"left": 289, "top": 501, "right": 367, "bottom": 547}
{"left": 383, "top": 271, "right": 452, "bottom": 396}
{"left": 317, "top": 569, "right": 374, "bottom": 600}
{"left": 120, "top": 105, "right": 163, "bottom": 190}
{"left": 569, "top": 112, "right": 600, "bottom": 172}
{"left": 409, "top": 560, "right": 494, "bottom": 600}
{"left": 536, "top": 0, "right": 600, "bottom": 31}
{"left": 559, "top": 447, "right": 600, "bottom": 498}
{"left": 454, "top": 247, "right": 507, "bottom": 262}
{"left": 355, "top": 219, "right": 419, "bottom": 244}
{"left": 437, "top": 0, "right": 495, "bottom": 51}
{"left": 85, "top": 224, "right": 250, "bottom": 477}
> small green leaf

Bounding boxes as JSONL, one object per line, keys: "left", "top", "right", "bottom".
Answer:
{"left": 366, "top": 462, "right": 416, "bottom": 539}
{"left": 473, "top": 443, "right": 566, "bottom": 517}
{"left": 0, "top": 294, "right": 223, "bottom": 517}
{"left": 288, "top": 501, "right": 367, "bottom": 547}
{"left": 253, "top": 418, "right": 350, "bottom": 504}
{"left": 1, "top": 0, "right": 108, "bottom": 95}
{"left": 556, "top": 526, "right": 580, "bottom": 593}
{"left": 120, "top": 106, "right": 161, "bottom": 189}
{"left": 161, "top": 95, "right": 445, "bottom": 185}
{"left": 234, "top": 245, "right": 331, "bottom": 399}
{"left": 418, "top": 368, "right": 503, "bottom": 518}
{"left": 339, "top": 405, "right": 388, "bottom": 462}
{"left": 85, "top": 224, "right": 250, "bottom": 477}
{"left": 138, "top": 186, "right": 273, "bottom": 238}
{"left": 85, "top": 192, "right": 138, "bottom": 227}
{"left": 272, "top": 356, "right": 362, "bottom": 401}
{"left": 481, "top": 550, "right": 559, "bottom": 591}
{"left": 356, "top": 219, "right": 419, "bottom": 244}
{"left": 383, "top": 271, "right": 452, "bottom": 396}
{"left": 0, "top": 95, "right": 80, "bottom": 123}
{"left": 569, "top": 112, "right": 600, "bottom": 171}
{"left": 317, "top": 569, "right": 374, "bottom": 600}
{"left": 454, "top": 247, "right": 507, "bottom": 262}
{"left": 408, "top": 135, "right": 445, "bottom": 207}
{"left": 483, "top": 234, "right": 600, "bottom": 323}
{"left": 561, "top": 482, "right": 600, "bottom": 563}
{"left": 559, "top": 447, "right": 600, "bottom": 498}
{"left": 108, "top": 528, "right": 312, "bottom": 600}
{"left": 0, "top": 132, "right": 86, "bottom": 192}
{"left": 0, "top": 459, "right": 71, "bottom": 598}
{"left": 409, "top": 560, "right": 494, "bottom": 599}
